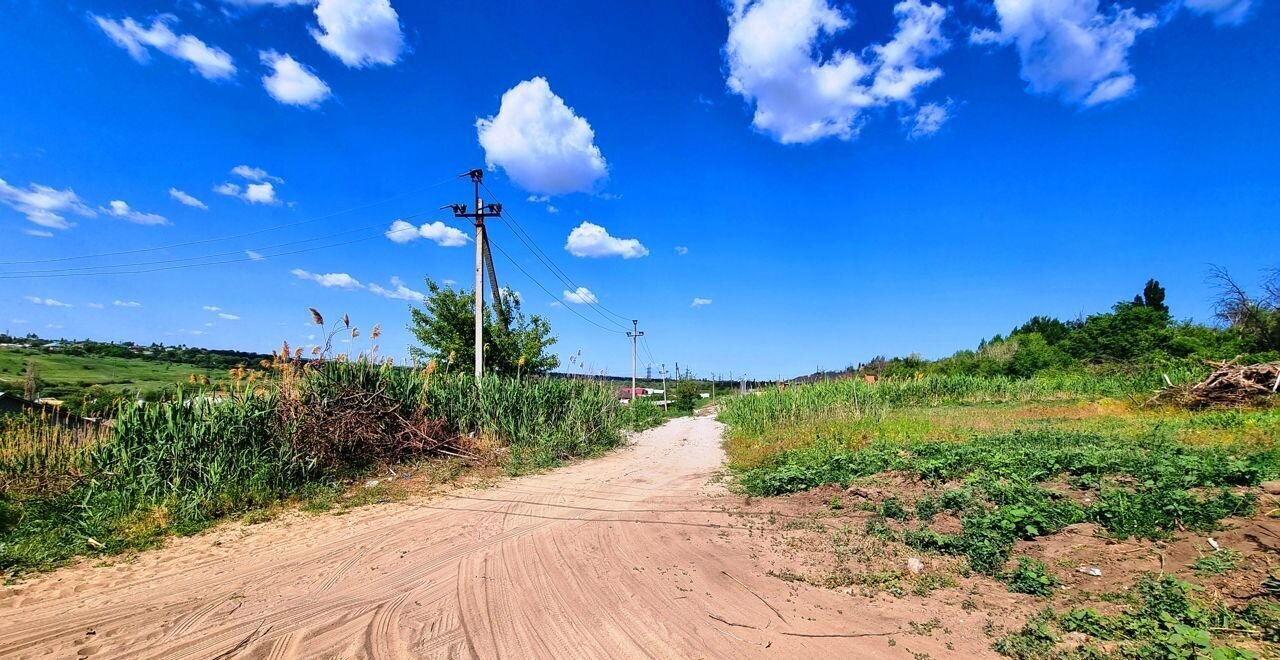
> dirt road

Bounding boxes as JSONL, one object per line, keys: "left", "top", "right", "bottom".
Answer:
{"left": 1, "top": 414, "right": 992, "bottom": 659}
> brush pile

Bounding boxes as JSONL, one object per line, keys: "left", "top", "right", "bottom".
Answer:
{"left": 1152, "top": 360, "right": 1280, "bottom": 408}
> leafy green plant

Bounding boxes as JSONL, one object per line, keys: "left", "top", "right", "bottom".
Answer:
{"left": 1002, "top": 557, "right": 1057, "bottom": 597}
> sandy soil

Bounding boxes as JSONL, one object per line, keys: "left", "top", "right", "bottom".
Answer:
{"left": 1, "top": 414, "right": 998, "bottom": 659}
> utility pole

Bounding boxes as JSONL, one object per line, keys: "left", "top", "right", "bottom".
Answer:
{"left": 447, "top": 169, "right": 502, "bottom": 386}
{"left": 628, "top": 320, "right": 644, "bottom": 402}
{"left": 660, "top": 364, "right": 669, "bottom": 411}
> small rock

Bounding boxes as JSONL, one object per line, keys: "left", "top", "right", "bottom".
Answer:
{"left": 846, "top": 486, "right": 877, "bottom": 499}
{"left": 1076, "top": 566, "right": 1103, "bottom": 577}
{"left": 364, "top": 479, "right": 380, "bottom": 488}
{"left": 907, "top": 557, "right": 925, "bottom": 575}
{"left": 1208, "top": 537, "right": 1221, "bottom": 551}
{"left": 1261, "top": 480, "right": 1280, "bottom": 495}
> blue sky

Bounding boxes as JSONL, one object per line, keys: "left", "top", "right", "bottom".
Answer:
{"left": 1, "top": 0, "right": 1276, "bottom": 379}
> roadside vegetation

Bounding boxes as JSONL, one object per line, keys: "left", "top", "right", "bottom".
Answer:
{"left": 0, "top": 301, "right": 645, "bottom": 578}
{"left": 719, "top": 278, "right": 1280, "bottom": 658}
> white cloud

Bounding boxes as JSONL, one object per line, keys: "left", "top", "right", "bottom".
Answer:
{"left": 214, "top": 181, "right": 280, "bottom": 205}
{"left": 1183, "top": 0, "right": 1255, "bottom": 25}
{"left": 549, "top": 301, "right": 563, "bottom": 309}
{"left": 25, "top": 229, "right": 55, "bottom": 238}
{"left": 385, "top": 219, "right": 469, "bottom": 247}
{"left": 724, "top": 0, "right": 950, "bottom": 144}
{"left": 971, "top": 0, "right": 1157, "bottom": 107}
{"left": 261, "top": 51, "right": 332, "bottom": 107}
{"left": 565, "top": 221, "right": 648, "bottom": 259}
{"left": 526, "top": 195, "right": 559, "bottom": 214}
{"left": 91, "top": 14, "right": 235, "bottom": 81}
{"left": 230, "top": 165, "right": 282, "bottom": 182}
{"left": 217, "top": 312, "right": 241, "bottom": 320}
{"left": 906, "top": 100, "right": 952, "bottom": 138}
{"left": 46, "top": 323, "right": 63, "bottom": 330}
{"left": 442, "top": 279, "right": 457, "bottom": 286}
{"left": 23, "top": 296, "right": 72, "bottom": 308}
{"left": 691, "top": 297, "right": 713, "bottom": 308}
{"left": 103, "top": 200, "right": 169, "bottom": 226}
{"left": 245, "top": 250, "right": 266, "bottom": 261}
{"left": 113, "top": 300, "right": 142, "bottom": 308}
{"left": 169, "top": 188, "right": 207, "bottom": 209}
{"left": 310, "top": 0, "right": 406, "bottom": 68}
{"left": 562, "top": 287, "right": 598, "bottom": 305}
{"left": 476, "top": 77, "right": 608, "bottom": 195}
{"left": 674, "top": 246, "right": 689, "bottom": 256}
{"left": 203, "top": 305, "right": 222, "bottom": 311}
{"left": 368, "top": 276, "right": 425, "bottom": 301}
{"left": 291, "top": 268, "right": 363, "bottom": 289}
{"left": 87, "top": 303, "right": 105, "bottom": 309}
{"left": 0, "top": 178, "right": 96, "bottom": 230}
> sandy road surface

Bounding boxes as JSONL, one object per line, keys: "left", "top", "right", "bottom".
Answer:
{"left": 1, "top": 414, "right": 989, "bottom": 659}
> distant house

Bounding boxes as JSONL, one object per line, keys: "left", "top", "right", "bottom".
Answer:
{"left": 617, "top": 387, "right": 648, "bottom": 401}
{"left": 0, "top": 391, "right": 88, "bottom": 426}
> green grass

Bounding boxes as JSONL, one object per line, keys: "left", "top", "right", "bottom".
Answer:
{"left": 0, "top": 347, "right": 226, "bottom": 405}
{"left": 1, "top": 362, "right": 638, "bottom": 576}
{"left": 720, "top": 375, "right": 1279, "bottom": 658}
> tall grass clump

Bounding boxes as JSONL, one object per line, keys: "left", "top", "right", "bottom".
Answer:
{"left": 719, "top": 372, "right": 1174, "bottom": 441}
{"left": 1, "top": 320, "right": 637, "bottom": 574}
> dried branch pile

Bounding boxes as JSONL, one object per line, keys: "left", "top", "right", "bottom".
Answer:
{"left": 1152, "top": 360, "right": 1280, "bottom": 409}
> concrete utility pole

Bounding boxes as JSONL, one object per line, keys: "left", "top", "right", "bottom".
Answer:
{"left": 447, "top": 169, "right": 502, "bottom": 386}
{"left": 627, "top": 320, "right": 644, "bottom": 402}
{"left": 661, "top": 364, "right": 669, "bottom": 411}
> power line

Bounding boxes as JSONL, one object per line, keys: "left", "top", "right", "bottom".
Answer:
{"left": 0, "top": 231, "right": 399, "bottom": 279}
{"left": 485, "top": 236, "right": 627, "bottom": 335}
{"left": 479, "top": 181, "right": 631, "bottom": 329}
{"left": 1, "top": 175, "right": 458, "bottom": 266}
{"left": 1, "top": 214, "right": 426, "bottom": 276}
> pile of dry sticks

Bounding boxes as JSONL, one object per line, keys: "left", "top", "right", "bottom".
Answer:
{"left": 1152, "top": 359, "right": 1280, "bottom": 408}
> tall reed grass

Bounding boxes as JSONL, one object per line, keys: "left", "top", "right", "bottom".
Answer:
{"left": 718, "top": 371, "right": 1188, "bottom": 440}
{"left": 1, "top": 357, "right": 633, "bottom": 573}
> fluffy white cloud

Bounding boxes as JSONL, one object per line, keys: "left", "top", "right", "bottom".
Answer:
{"left": 674, "top": 246, "right": 689, "bottom": 256}
{"left": 906, "top": 100, "right": 952, "bottom": 138}
{"left": 23, "top": 296, "right": 72, "bottom": 308}
{"left": 245, "top": 250, "right": 266, "bottom": 261}
{"left": 231, "top": 165, "right": 282, "bottom": 183}
{"left": 92, "top": 15, "right": 235, "bottom": 80}
{"left": 103, "top": 200, "right": 169, "bottom": 226}
{"left": 0, "top": 178, "right": 96, "bottom": 230}
{"left": 724, "top": 0, "right": 950, "bottom": 144}
{"left": 261, "top": 51, "right": 332, "bottom": 107}
{"left": 25, "top": 229, "right": 54, "bottom": 238}
{"left": 368, "top": 276, "right": 425, "bottom": 301}
{"left": 385, "top": 219, "right": 469, "bottom": 247}
{"left": 113, "top": 300, "right": 142, "bottom": 308}
{"left": 476, "top": 77, "right": 608, "bottom": 195}
{"left": 562, "top": 287, "right": 598, "bottom": 305}
{"left": 217, "top": 312, "right": 241, "bottom": 320}
{"left": 691, "top": 297, "right": 713, "bottom": 308}
{"left": 310, "top": 0, "right": 405, "bottom": 68}
{"left": 291, "top": 268, "right": 363, "bottom": 289}
{"left": 169, "top": 188, "right": 207, "bottom": 209}
{"left": 214, "top": 181, "right": 280, "bottom": 205}
{"left": 565, "top": 221, "right": 648, "bottom": 259}
{"left": 203, "top": 305, "right": 222, "bottom": 312}
{"left": 1183, "top": 0, "right": 1255, "bottom": 25}
{"left": 971, "top": 0, "right": 1157, "bottom": 107}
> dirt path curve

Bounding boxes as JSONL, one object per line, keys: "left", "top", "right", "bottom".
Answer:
{"left": 1, "top": 414, "right": 986, "bottom": 659}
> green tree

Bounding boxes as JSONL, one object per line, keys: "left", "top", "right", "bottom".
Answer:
{"left": 1141, "top": 278, "right": 1169, "bottom": 314}
{"left": 673, "top": 380, "right": 700, "bottom": 413}
{"left": 407, "top": 278, "right": 559, "bottom": 376}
